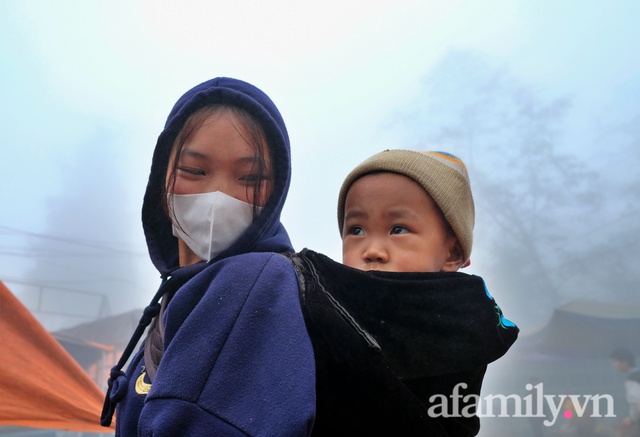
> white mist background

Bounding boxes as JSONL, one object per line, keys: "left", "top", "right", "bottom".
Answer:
{"left": 2, "top": 2, "right": 639, "bottom": 434}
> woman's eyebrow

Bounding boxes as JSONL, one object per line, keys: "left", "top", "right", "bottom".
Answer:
{"left": 181, "top": 148, "right": 207, "bottom": 160}
{"left": 236, "top": 156, "right": 261, "bottom": 164}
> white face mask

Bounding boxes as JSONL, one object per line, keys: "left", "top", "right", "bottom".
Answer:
{"left": 170, "top": 191, "right": 259, "bottom": 262}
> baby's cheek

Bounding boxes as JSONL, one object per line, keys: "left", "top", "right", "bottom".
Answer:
{"left": 341, "top": 249, "right": 360, "bottom": 270}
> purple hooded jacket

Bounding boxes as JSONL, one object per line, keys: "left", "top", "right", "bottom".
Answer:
{"left": 103, "top": 77, "right": 315, "bottom": 436}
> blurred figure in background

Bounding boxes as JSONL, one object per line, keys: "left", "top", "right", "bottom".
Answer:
{"left": 611, "top": 347, "right": 640, "bottom": 437}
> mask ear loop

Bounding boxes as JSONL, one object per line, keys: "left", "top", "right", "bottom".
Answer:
{"left": 100, "top": 275, "right": 184, "bottom": 427}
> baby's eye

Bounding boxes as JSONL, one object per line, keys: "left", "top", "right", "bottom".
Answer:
{"left": 178, "top": 167, "right": 205, "bottom": 176}
{"left": 348, "top": 226, "right": 365, "bottom": 236}
{"left": 390, "top": 225, "right": 409, "bottom": 235}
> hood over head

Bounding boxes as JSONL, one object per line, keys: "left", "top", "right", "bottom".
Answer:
{"left": 142, "top": 77, "right": 293, "bottom": 276}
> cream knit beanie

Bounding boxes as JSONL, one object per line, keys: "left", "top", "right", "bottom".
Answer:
{"left": 337, "top": 149, "right": 475, "bottom": 264}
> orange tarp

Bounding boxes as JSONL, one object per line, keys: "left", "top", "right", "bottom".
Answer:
{"left": 0, "top": 281, "right": 112, "bottom": 433}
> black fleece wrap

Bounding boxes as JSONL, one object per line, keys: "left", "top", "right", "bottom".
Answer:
{"left": 289, "top": 249, "right": 518, "bottom": 436}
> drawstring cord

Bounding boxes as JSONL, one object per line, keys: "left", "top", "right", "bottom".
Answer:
{"left": 100, "top": 275, "right": 183, "bottom": 427}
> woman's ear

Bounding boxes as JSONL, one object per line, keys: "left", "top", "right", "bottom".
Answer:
{"left": 441, "top": 239, "right": 464, "bottom": 272}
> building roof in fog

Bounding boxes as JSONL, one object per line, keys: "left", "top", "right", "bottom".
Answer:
{"left": 52, "top": 308, "right": 142, "bottom": 348}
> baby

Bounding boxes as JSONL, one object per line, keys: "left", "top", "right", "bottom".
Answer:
{"left": 292, "top": 149, "right": 516, "bottom": 436}
{"left": 338, "top": 149, "right": 474, "bottom": 273}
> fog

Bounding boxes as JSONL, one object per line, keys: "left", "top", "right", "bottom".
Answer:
{"left": 1, "top": 2, "right": 639, "bottom": 433}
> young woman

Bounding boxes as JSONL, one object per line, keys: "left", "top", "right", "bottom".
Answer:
{"left": 102, "top": 77, "right": 315, "bottom": 436}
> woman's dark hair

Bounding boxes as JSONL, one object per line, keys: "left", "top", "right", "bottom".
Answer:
{"left": 163, "top": 104, "right": 273, "bottom": 222}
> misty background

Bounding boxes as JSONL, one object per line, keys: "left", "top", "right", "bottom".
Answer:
{"left": 2, "top": 0, "right": 638, "bottom": 329}
{"left": 1, "top": 3, "right": 639, "bottom": 431}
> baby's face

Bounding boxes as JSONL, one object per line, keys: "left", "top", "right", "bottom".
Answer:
{"left": 341, "top": 172, "right": 461, "bottom": 272}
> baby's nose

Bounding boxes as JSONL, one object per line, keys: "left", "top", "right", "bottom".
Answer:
{"left": 363, "top": 242, "right": 389, "bottom": 264}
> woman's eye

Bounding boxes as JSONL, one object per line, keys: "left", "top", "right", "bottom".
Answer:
{"left": 348, "top": 226, "right": 365, "bottom": 236}
{"left": 178, "top": 167, "right": 205, "bottom": 176}
{"left": 390, "top": 226, "right": 409, "bottom": 235}
{"left": 240, "top": 174, "right": 261, "bottom": 182}
{"left": 240, "top": 174, "right": 271, "bottom": 185}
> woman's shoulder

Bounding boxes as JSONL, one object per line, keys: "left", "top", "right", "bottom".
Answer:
{"left": 163, "top": 251, "right": 303, "bottom": 342}
{"left": 193, "top": 251, "right": 300, "bottom": 293}
{"left": 216, "top": 251, "right": 297, "bottom": 272}
{"left": 167, "top": 252, "right": 298, "bottom": 313}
